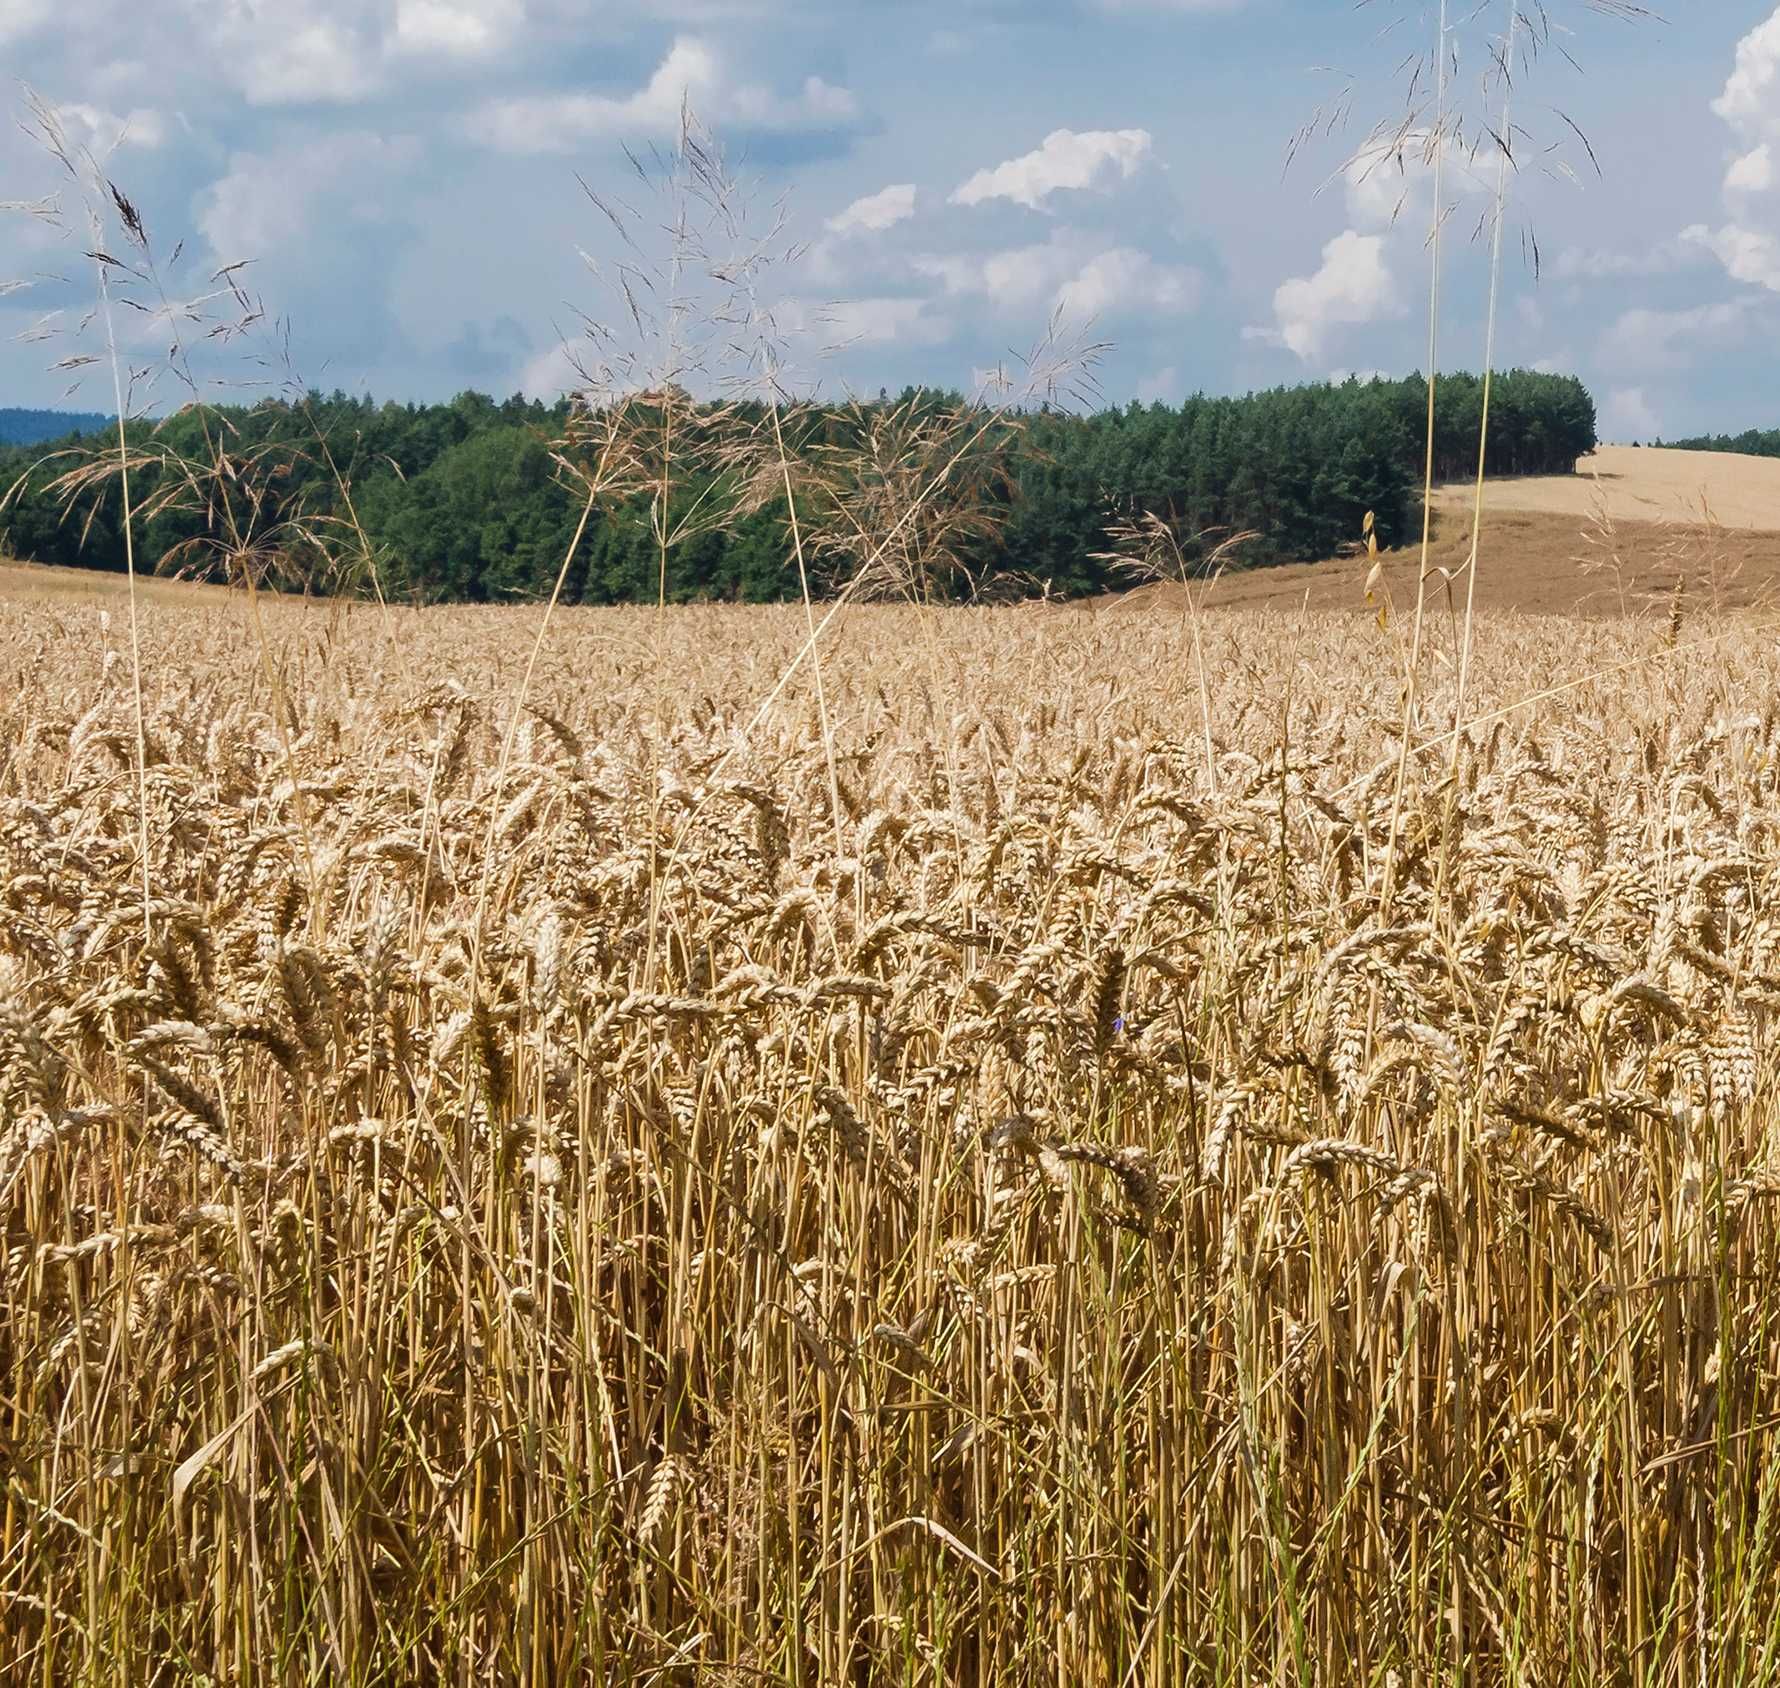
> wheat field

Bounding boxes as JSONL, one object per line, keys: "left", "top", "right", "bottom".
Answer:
{"left": 1435, "top": 447, "right": 1780, "bottom": 533}
{"left": 6, "top": 590, "right": 1780, "bottom": 1684}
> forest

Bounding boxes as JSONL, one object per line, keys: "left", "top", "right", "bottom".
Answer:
{"left": 0, "top": 369, "right": 1596, "bottom": 602}
{"left": 1668, "top": 428, "right": 1780, "bottom": 457}
{"left": 0, "top": 406, "right": 113, "bottom": 448}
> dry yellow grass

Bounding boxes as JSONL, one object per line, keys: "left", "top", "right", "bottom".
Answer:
{"left": 2, "top": 13, "right": 1736, "bottom": 1676}
{"left": 7, "top": 590, "right": 1780, "bottom": 1683}
{"left": 1434, "top": 444, "right": 1780, "bottom": 531}
{"left": 1124, "top": 506, "right": 1780, "bottom": 618}
{"left": 1113, "top": 448, "right": 1780, "bottom": 619}
{"left": 0, "top": 555, "right": 261, "bottom": 608}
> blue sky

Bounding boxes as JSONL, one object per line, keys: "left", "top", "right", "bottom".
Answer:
{"left": 1, "top": 1, "right": 1775, "bottom": 441}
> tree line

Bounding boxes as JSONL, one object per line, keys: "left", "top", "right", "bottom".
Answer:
{"left": 0, "top": 370, "right": 1596, "bottom": 603}
{"left": 1666, "top": 429, "right": 1780, "bottom": 458}
{"left": 0, "top": 407, "right": 114, "bottom": 448}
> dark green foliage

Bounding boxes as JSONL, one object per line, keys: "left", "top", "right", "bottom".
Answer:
{"left": 1406, "top": 369, "right": 1599, "bottom": 483}
{"left": 0, "top": 407, "right": 113, "bottom": 447}
{"left": 997, "top": 370, "right": 1593, "bottom": 583}
{"left": 1669, "top": 429, "right": 1780, "bottom": 458}
{"left": 359, "top": 424, "right": 583, "bottom": 603}
{"left": 0, "top": 371, "right": 1596, "bottom": 602}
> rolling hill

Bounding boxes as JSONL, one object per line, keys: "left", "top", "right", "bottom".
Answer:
{"left": 1115, "top": 446, "right": 1780, "bottom": 618}
{"left": 0, "top": 407, "right": 114, "bottom": 447}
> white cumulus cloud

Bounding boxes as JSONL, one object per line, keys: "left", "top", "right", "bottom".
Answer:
{"left": 820, "top": 296, "right": 946, "bottom": 345}
{"left": 1255, "top": 130, "right": 1480, "bottom": 365}
{"left": 1683, "top": 221, "right": 1780, "bottom": 292}
{"left": 474, "top": 36, "right": 857, "bottom": 152}
{"left": 828, "top": 183, "right": 916, "bottom": 235}
{"left": 518, "top": 339, "right": 586, "bottom": 403}
{"left": 1599, "top": 297, "right": 1761, "bottom": 371}
{"left": 915, "top": 230, "right": 1198, "bottom": 323}
{"left": 475, "top": 36, "right": 717, "bottom": 148}
{"left": 1714, "top": 11, "right": 1780, "bottom": 141}
{"left": 1727, "top": 144, "right": 1775, "bottom": 196}
{"left": 1602, "top": 386, "right": 1660, "bottom": 441}
{"left": 951, "top": 128, "right": 1151, "bottom": 211}
{"left": 207, "top": 0, "right": 384, "bottom": 105}
{"left": 915, "top": 244, "right": 1058, "bottom": 310}
{"left": 199, "top": 132, "right": 419, "bottom": 260}
{"left": 1340, "top": 129, "right": 1500, "bottom": 230}
{"left": 0, "top": 0, "right": 53, "bottom": 46}
{"left": 1272, "top": 230, "right": 1397, "bottom": 361}
{"left": 1694, "top": 10, "right": 1780, "bottom": 295}
{"left": 1055, "top": 247, "right": 1200, "bottom": 319}
{"left": 394, "top": 0, "right": 524, "bottom": 57}
{"left": 1553, "top": 236, "right": 1706, "bottom": 281}
{"left": 54, "top": 102, "right": 167, "bottom": 155}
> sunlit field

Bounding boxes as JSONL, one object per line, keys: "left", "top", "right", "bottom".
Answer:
{"left": 8, "top": 591, "right": 1780, "bottom": 1683}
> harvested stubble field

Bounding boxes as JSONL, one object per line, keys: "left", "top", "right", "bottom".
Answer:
{"left": 1150, "top": 507, "right": 1780, "bottom": 619}
{"left": 1443, "top": 446, "right": 1780, "bottom": 533}
{"left": 1126, "top": 448, "right": 1780, "bottom": 619}
{"left": 8, "top": 591, "right": 1780, "bottom": 1685}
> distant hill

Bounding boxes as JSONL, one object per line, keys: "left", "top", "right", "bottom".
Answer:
{"left": 1432, "top": 444, "right": 1780, "bottom": 531}
{"left": 0, "top": 407, "right": 114, "bottom": 447}
{"left": 1113, "top": 446, "right": 1780, "bottom": 619}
